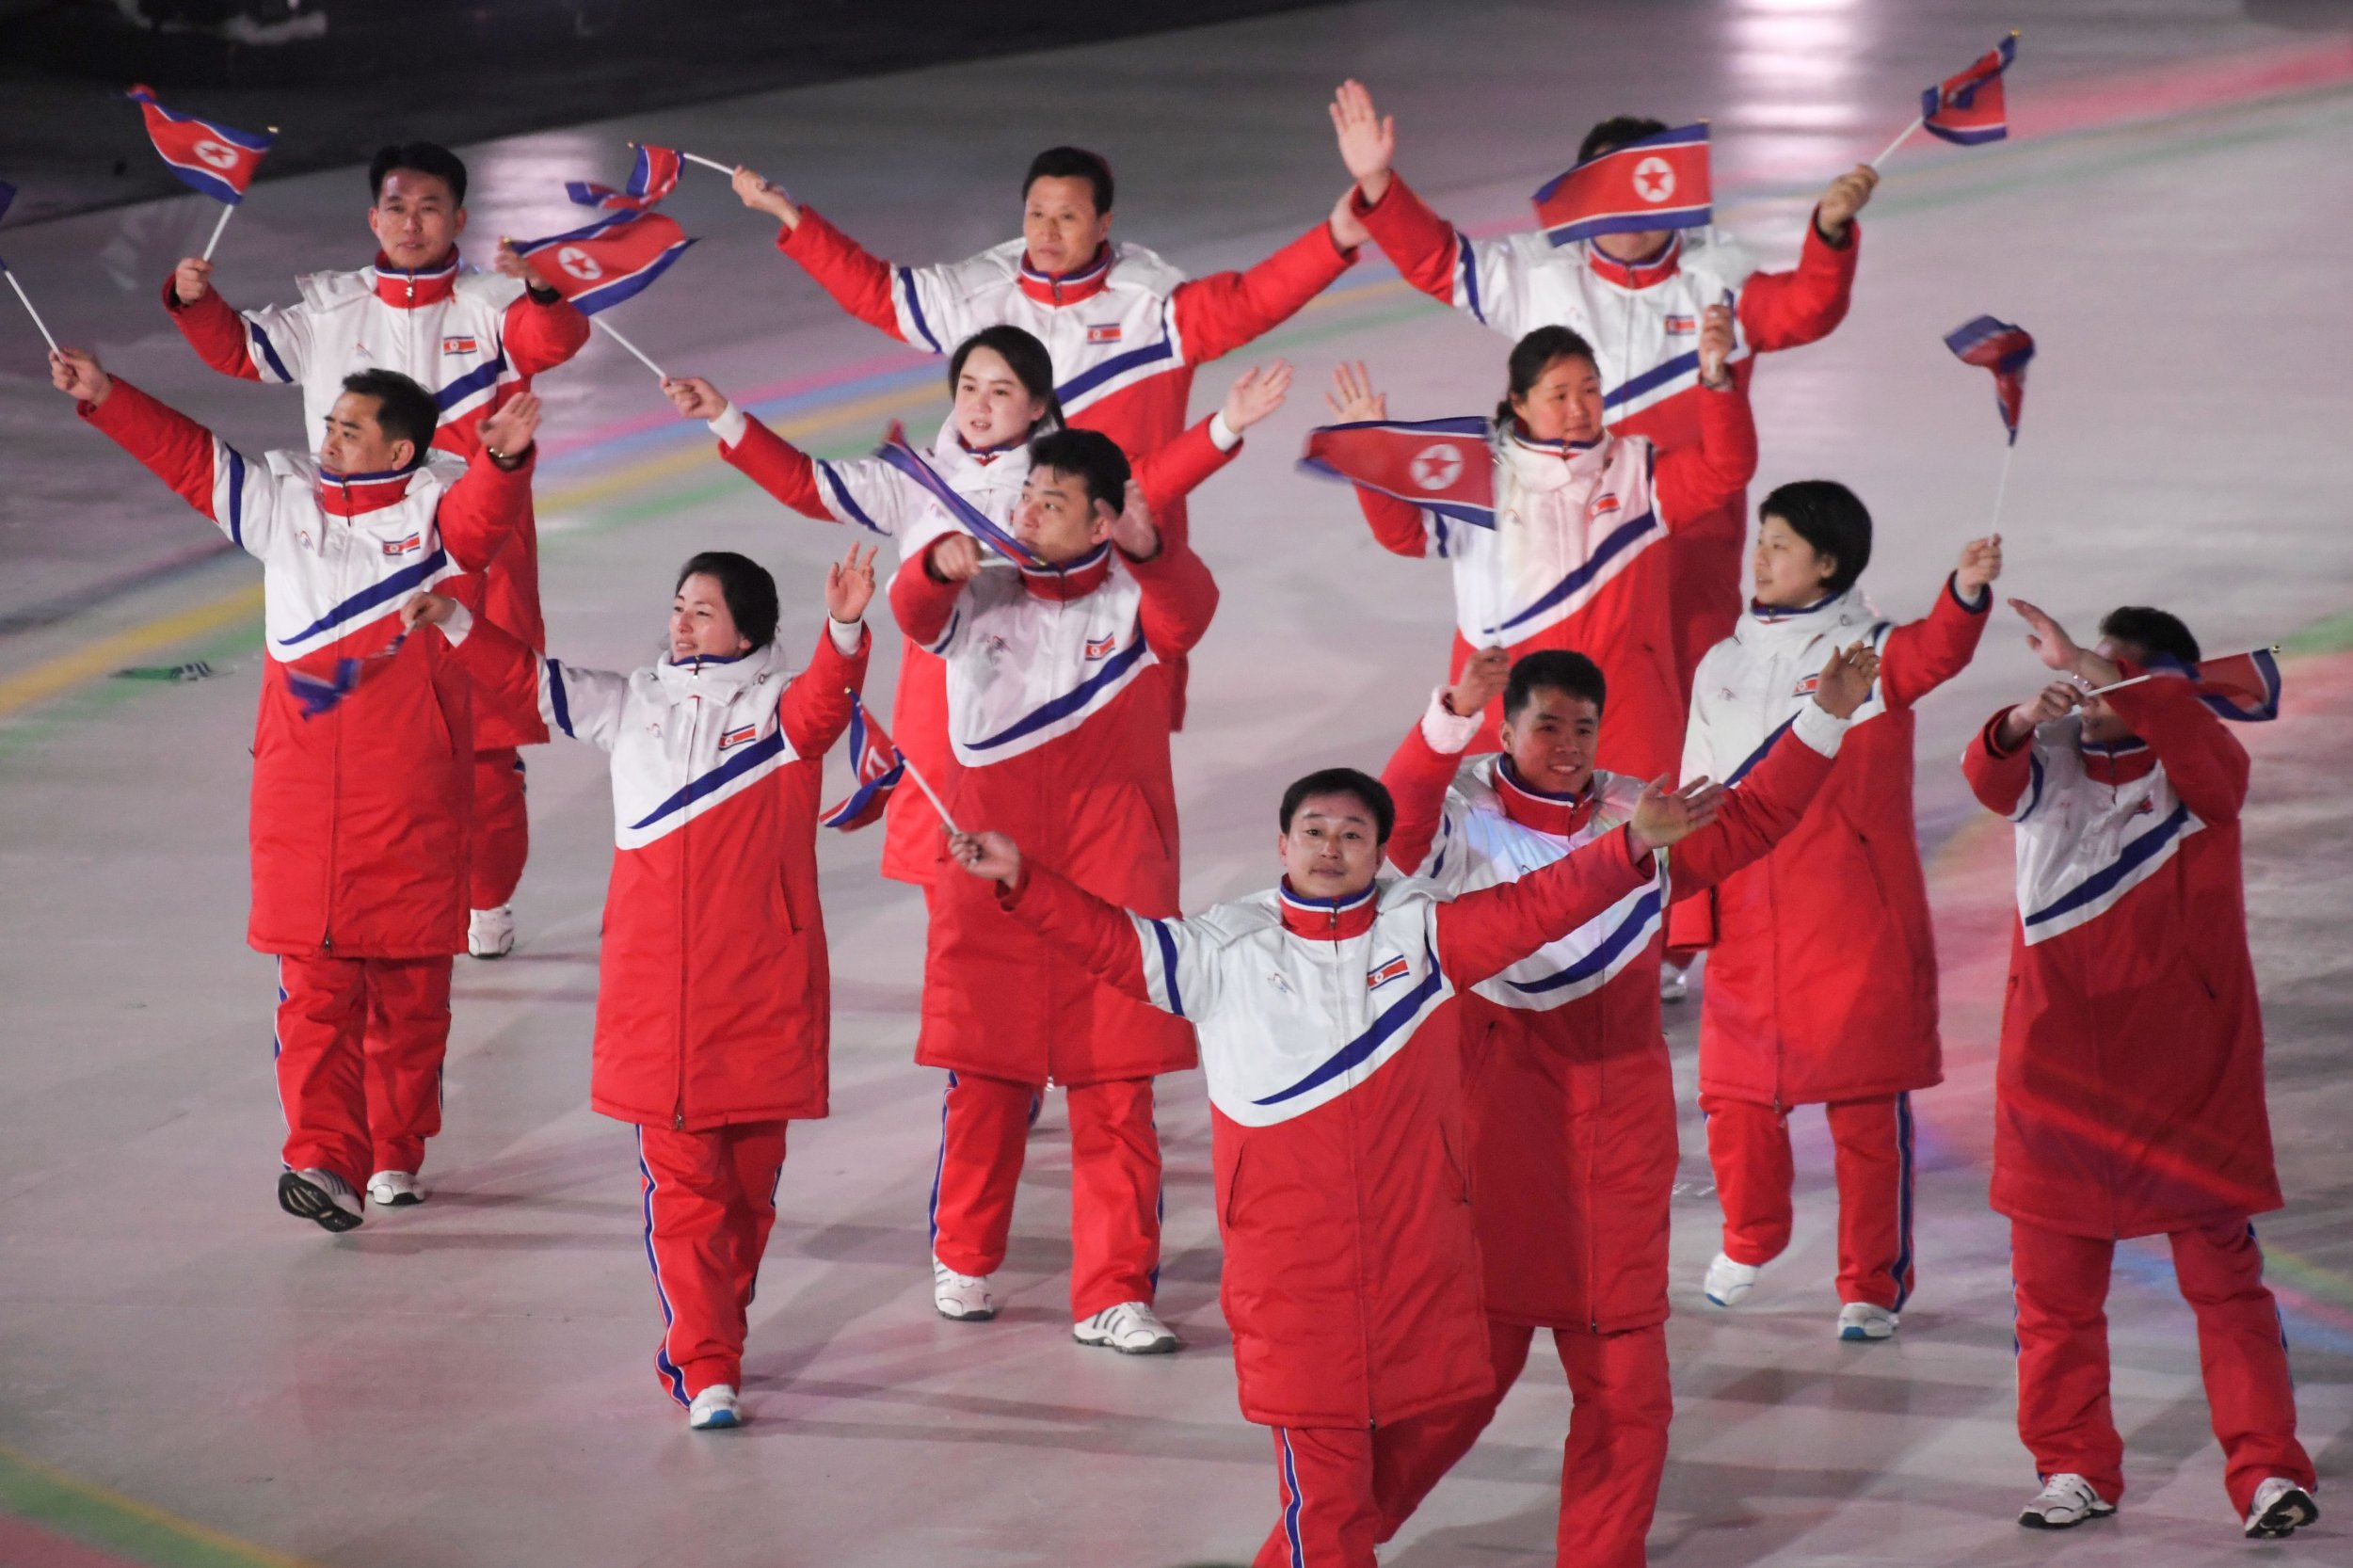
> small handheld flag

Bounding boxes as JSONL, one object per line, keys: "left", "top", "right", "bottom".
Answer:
{"left": 1531, "top": 123, "right": 1711, "bottom": 248}
{"left": 874, "top": 424, "right": 1042, "bottom": 566}
{"left": 567, "top": 144, "right": 682, "bottom": 211}
{"left": 1924, "top": 35, "right": 2019, "bottom": 146}
{"left": 1945, "top": 315, "right": 2035, "bottom": 446}
{"left": 125, "top": 85, "right": 275, "bottom": 260}
{"left": 820, "top": 693, "right": 906, "bottom": 830}
{"left": 632, "top": 141, "right": 744, "bottom": 180}
{"left": 2083, "top": 648, "right": 2282, "bottom": 723}
{"left": 0, "top": 181, "right": 61, "bottom": 353}
{"left": 282, "top": 633, "right": 407, "bottom": 719}
{"left": 1299, "top": 416, "right": 1497, "bottom": 529}
{"left": 512, "top": 210, "right": 695, "bottom": 315}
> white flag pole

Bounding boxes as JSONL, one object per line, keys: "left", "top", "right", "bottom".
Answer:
{"left": 591, "top": 316, "right": 667, "bottom": 379}
{"left": 843, "top": 687, "right": 963, "bottom": 833}
{"left": 1869, "top": 115, "right": 1924, "bottom": 171}
{"left": 1988, "top": 440, "right": 2016, "bottom": 534}
{"left": 5, "top": 267, "right": 61, "bottom": 354}
{"left": 627, "top": 140, "right": 738, "bottom": 177}
{"left": 200, "top": 202, "right": 235, "bottom": 262}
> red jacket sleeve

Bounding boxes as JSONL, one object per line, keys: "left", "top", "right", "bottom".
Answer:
{"left": 722, "top": 417, "right": 830, "bottom": 520}
{"left": 500, "top": 289, "right": 591, "bottom": 379}
{"left": 1352, "top": 175, "right": 1462, "bottom": 307}
{"left": 80, "top": 378, "right": 225, "bottom": 518}
{"left": 1132, "top": 415, "right": 1241, "bottom": 514}
{"left": 1735, "top": 216, "right": 1860, "bottom": 353}
{"left": 2104, "top": 663, "right": 2250, "bottom": 825}
{"left": 1125, "top": 536, "right": 1219, "bottom": 659}
{"left": 1653, "top": 384, "right": 1757, "bottom": 527}
{"left": 998, "top": 861, "right": 1155, "bottom": 1005}
{"left": 434, "top": 446, "right": 536, "bottom": 573}
{"left": 1378, "top": 715, "right": 1463, "bottom": 875}
{"left": 1170, "top": 220, "right": 1354, "bottom": 365}
{"left": 161, "top": 277, "right": 264, "bottom": 381}
{"left": 1436, "top": 829, "right": 1651, "bottom": 987}
{"left": 1963, "top": 708, "right": 2035, "bottom": 817}
{"left": 1881, "top": 574, "right": 1993, "bottom": 711}
{"left": 890, "top": 549, "right": 968, "bottom": 648}
{"left": 1666, "top": 725, "right": 1837, "bottom": 895}
{"left": 778, "top": 623, "right": 872, "bottom": 759}
{"left": 776, "top": 207, "right": 905, "bottom": 343}
{"left": 1355, "top": 486, "right": 1432, "bottom": 558}
{"left": 446, "top": 607, "right": 544, "bottom": 733}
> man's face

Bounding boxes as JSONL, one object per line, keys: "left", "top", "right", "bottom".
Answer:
{"left": 369, "top": 169, "right": 465, "bottom": 271}
{"left": 1278, "top": 792, "right": 1385, "bottom": 901}
{"left": 318, "top": 392, "right": 413, "bottom": 476}
{"left": 669, "top": 572, "right": 751, "bottom": 663}
{"left": 2077, "top": 637, "right": 2139, "bottom": 744}
{"left": 1499, "top": 688, "right": 1602, "bottom": 797}
{"left": 1021, "top": 175, "right": 1112, "bottom": 278}
{"left": 1751, "top": 513, "right": 1834, "bottom": 609}
{"left": 1011, "top": 465, "right": 1113, "bottom": 565}
{"left": 953, "top": 345, "right": 1048, "bottom": 451}
{"left": 1511, "top": 355, "right": 1605, "bottom": 444}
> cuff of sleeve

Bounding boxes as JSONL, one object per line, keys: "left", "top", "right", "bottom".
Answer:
{"left": 1947, "top": 572, "right": 1992, "bottom": 615}
{"left": 826, "top": 616, "right": 864, "bottom": 656}
{"left": 1209, "top": 411, "right": 1241, "bottom": 452}
{"left": 994, "top": 861, "right": 1032, "bottom": 908}
{"left": 710, "top": 403, "right": 749, "bottom": 447}
{"left": 1420, "top": 684, "right": 1481, "bottom": 754}
{"left": 1794, "top": 698, "right": 1850, "bottom": 757}
{"left": 439, "top": 601, "right": 475, "bottom": 648}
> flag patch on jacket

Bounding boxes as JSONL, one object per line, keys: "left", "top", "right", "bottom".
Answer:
{"left": 1083, "top": 633, "right": 1118, "bottom": 661}
{"left": 1663, "top": 314, "right": 1696, "bottom": 333}
{"left": 380, "top": 532, "right": 423, "bottom": 556}
{"left": 441, "top": 335, "right": 479, "bottom": 355}
{"left": 717, "top": 723, "right": 760, "bottom": 751}
{"left": 1368, "top": 954, "right": 1411, "bottom": 990}
{"left": 1790, "top": 673, "right": 1821, "bottom": 696}
{"left": 1085, "top": 323, "right": 1122, "bottom": 345}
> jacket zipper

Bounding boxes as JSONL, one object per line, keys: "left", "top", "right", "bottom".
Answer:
{"left": 320, "top": 478, "right": 348, "bottom": 952}
{"left": 673, "top": 681, "right": 700, "bottom": 1129}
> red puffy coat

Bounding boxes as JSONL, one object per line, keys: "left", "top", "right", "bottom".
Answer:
{"left": 452, "top": 612, "right": 867, "bottom": 1129}
{"left": 1962, "top": 670, "right": 2281, "bottom": 1239}
{"left": 82, "top": 378, "right": 529, "bottom": 957}
{"left": 1672, "top": 577, "right": 1990, "bottom": 1106}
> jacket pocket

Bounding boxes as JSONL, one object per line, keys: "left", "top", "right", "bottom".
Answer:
{"left": 1221, "top": 1144, "right": 1248, "bottom": 1228}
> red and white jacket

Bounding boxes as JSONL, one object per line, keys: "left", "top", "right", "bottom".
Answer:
{"left": 1351, "top": 391, "right": 1755, "bottom": 781}
{"left": 80, "top": 379, "right": 531, "bottom": 956}
{"left": 1963, "top": 670, "right": 2281, "bottom": 1240}
{"left": 890, "top": 517, "right": 1222, "bottom": 1087}
{"left": 1672, "top": 578, "right": 1990, "bottom": 1106}
{"left": 164, "top": 251, "right": 589, "bottom": 747}
{"left": 445, "top": 606, "right": 868, "bottom": 1131}
{"left": 1383, "top": 692, "right": 1845, "bottom": 1330}
{"left": 995, "top": 835, "right": 1652, "bottom": 1429}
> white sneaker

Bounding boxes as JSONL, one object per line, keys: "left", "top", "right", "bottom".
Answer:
{"left": 687, "top": 1384, "right": 741, "bottom": 1431}
{"left": 2018, "top": 1473, "right": 2116, "bottom": 1529}
{"left": 1837, "top": 1301, "right": 1899, "bottom": 1340}
{"left": 1074, "top": 1301, "right": 1179, "bottom": 1354}
{"left": 366, "top": 1170, "right": 427, "bottom": 1208}
{"left": 1704, "top": 1252, "right": 1758, "bottom": 1307}
{"left": 467, "top": 904, "right": 516, "bottom": 959}
{"left": 2243, "top": 1476, "right": 2318, "bottom": 1538}
{"left": 932, "top": 1258, "right": 998, "bottom": 1321}
{"left": 278, "top": 1168, "right": 363, "bottom": 1233}
{"left": 1659, "top": 962, "right": 1689, "bottom": 1003}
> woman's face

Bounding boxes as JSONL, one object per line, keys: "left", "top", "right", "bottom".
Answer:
{"left": 952, "top": 346, "right": 1049, "bottom": 450}
{"left": 1510, "top": 354, "right": 1605, "bottom": 444}
{"left": 1751, "top": 514, "right": 1837, "bottom": 609}
{"left": 670, "top": 572, "right": 751, "bottom": 662}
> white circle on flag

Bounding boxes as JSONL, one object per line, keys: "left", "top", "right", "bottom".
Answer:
{"left": 557, "top": 246, "right": 604, "bottom": 281}
{"left": 1634, "top": 157, "right": 1675, "bottom": 203}
{"left": 193, "top": 139, "right": 239, "bottom": 170}
{"left": 1410, "top": 443, "right": 1465, "bottom": 491}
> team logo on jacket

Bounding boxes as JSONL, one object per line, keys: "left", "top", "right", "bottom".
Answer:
{"left": 381, "top": 532, "right": 423, "bottom": 557}
{"left": 717, "top": 723, "right": 760, "bottom": 751}
{"left": 1791, "top": 673, "right": 1821, "bottom": 696}
{"left": 1085, "top": 323, "right": 1123, "bottom": 345}
{"left": 1368, "top": 954, "right": 1411, "bottom": 991}
{"left": 1083, "top": 633, "right": 1118, "bottom": 662}
{"left": 1588, "top": 491, "right": 1620, "bottom": 517}
{"left": 1663, "top": 314, "right": 1696, "bottom": 334}
{"left": 441, "top": 335, "right": 479, "bottom": 355}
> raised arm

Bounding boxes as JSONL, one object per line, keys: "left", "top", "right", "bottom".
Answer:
{"left": 960, "top": 836, "right": 1221, "bottom": 1018}
{"left": 889, "top": 539, "right": 971, "bottom": 650}
{"left": 776, "top": 547, "right": 878, "bottom": 758}
{"left": 1436, "top": 826, "right": 1653, "bottom": 987}
{"left": 432, "top": 395, "right": 541, "bottom": 571}
{"left": 1881, "top": 540, "right": 1999, "bottom": 709}
{"left": 1380, "top": 652, "right": 1507, "bottom": 875}
{"left": 2103, "top": 664, "right": 2250, "bottom": 825}
{"left": 407, "top": 593, "right": 633, "bottom": 752}
{"left": 759, "top": 178, "right": 967, "bottom": 354}
{"left": 161, "top": 261, "right": 309, "bottom": 386}
{"left": 1666, "top": 692, "right": 1854, "bottom": 895}
{"left": 1170, "top": 223, "right": 1355, "bottom": 365}
{"left": 1123, "top": 533, "right": 1220, "bottom": 659}
{"left": 1332, "top": 80, "right": 1527, "bottom": 333}
{"left": 63, "top": 356, "right": 279, "bottom": 556}
{"left": 1653, "top": 313, "right": 1757, "bottom": 525}
{"left": 1735, "top": 166, "right": 1871, "bottom": 353}
{"left": 498, "top": 281, "right": 592, "bottom": 379}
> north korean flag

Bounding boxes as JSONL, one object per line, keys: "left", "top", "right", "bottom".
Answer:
{"left": 125, "top": 86, "right": 275, "bottom": 205}
{"left": 2191, "top": 648, "right": 2282, "bottom": 723}
{"left": 1300, "top": 416, "right": 1496, "bottom": 529}
{"left": 1530, "top": 123, "right": 1711, "bottom": 248}
{"left": 1923, "top": 35, "right": 2018, "bottom": 146}
{"left": 513, "top": 210, "right": 695, "bottom": 315}
{"left": 1944, "top": 315, "right": 2035, "bottom": 445}
{"left": 821, "top": 694, "right": 906, "bottom": 831}
{"left": 874, "top": 423, "right": 1042, "bottom": 566}
{"left": 566, "top": 144, "right": 683, "bottom": 212}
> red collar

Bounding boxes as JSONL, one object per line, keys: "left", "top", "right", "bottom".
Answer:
{"left": 1494, "top": 759, "right": 1597, "bottom": 837}
{"left": 1016, "top": 243, "right": 1113, "bottom": 307}
{"left": 315, "top": 467, "right": 416, "bottom": 516}
{"left": 371, "top": 251, "right": 461, "bottom": 307}
{"left": 2079, "top": 737, "right": 2157, "bottom": 789}
{"left": 1017, "top": 543, "right": 1113, "bottom": 601}
{"left": 1583, "top": 232, "right": 1683, "bottom": 290}
{"left": 1278, "top": 879, "right": 1380, "bottom": 940}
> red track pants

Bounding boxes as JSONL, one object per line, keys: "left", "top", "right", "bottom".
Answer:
{"left": 1702, "top": 1092, "right": 1916, "bottom": 1309}
{"left": 637, "top": 1120, "right": 789, "bottom": 1404}
{"left": 1253, "top": 1410, "right": 1474, "bottom": 1568}
{"left": 469, "top": 747, "right": 529, "bottom": 910}
{"left": 927, "top": 1071, "right": 1161, "bottom": 1320}
{"left": 273, "top": 954, "right": 451, "bottom": 1188}
{"left": 2009, "top": 1217, "right": 2313, "bottom": 1514}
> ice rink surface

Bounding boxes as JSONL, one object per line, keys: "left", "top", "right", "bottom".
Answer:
{"left": 3, "top": 2, "right": 2350, "bottom": 1563}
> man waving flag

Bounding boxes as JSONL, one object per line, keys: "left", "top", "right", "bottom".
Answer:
{"left": 1530, "top": 123, "right": 1712, "bottom": 248}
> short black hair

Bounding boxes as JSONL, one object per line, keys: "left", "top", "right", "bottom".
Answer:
{"left": 1023, "top": 147, "right": 1114, "bottom": 216}
{"left": 369, "top": 142, "right": 468, "bottom": 207}
{"left": 1759, "top": 479, "right": 1872, "bottom": 597}
{"left": 674, "top": 551, "right": 779, "bottom": 651}
{"left": 1505, "top": 649, "right": 1608, "bottom": 720}
{"left": 1278, "top": 767, "right": 1395, "bottom": 845}
{"left": 1578, "top": 116, "right": 1671, "bottom": 165}
{"left": 950, "top": 325, "right": 1065, "bottom": 431}
{"left": 2099, "top": 606, "right": 2201, "bottom": 666}
{"left": 339, "top": 369, "right": 440, "bottom": 468}
{"left": 1497, "top": 325, "right": 1599, "bottom": 427}
{"left": 1027, "top": 427, "right": 1132, "bottom": 514}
